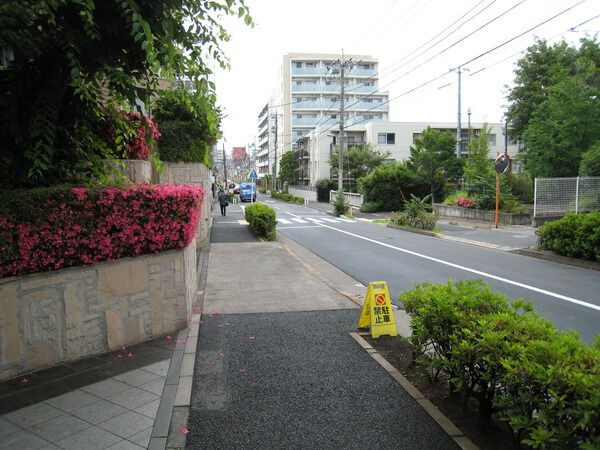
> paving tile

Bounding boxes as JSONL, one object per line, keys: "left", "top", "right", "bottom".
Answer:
{"left": 139, "top": 377, "right": 165, "bottom": 395}
{"left": 98, "top": 411, "right": 154, "bottom": 439}
{"left": 0, "top": 429, "right": 57, "bottom": 449}
{"left": 70, "top": 399, "right": 128, "bottom": 425}
{"left": 114, "top": 369, "right": 160, "bottom": 387}
{"left": 81, "top": 379, "right": 131, "bottom": 400}
{"left": 107, "top": 387, "right": 159, "bottom": 410}
{"left": 129, "top": 426, "right": 152, "bottom": 448}
{"left": 0, "top": 417, "right": 21, "bottom": 439}
{"left": 148, "top": 436, "right": 167, "bottom": 450}
{"left": 30, "top": 413, "right": 91, "bottom": 442}
{"left": 133, "top": 399, "right": 160, "bottom": 419}
{"left": 62, "top": 356, "right": 106, "bottom": 372}
{"left": 55, "top": 425, "right": 121, "bottom": 450}
{"left": 3, "top": 402, "right": 64, "bottom": 428}
{"left": 105, "top": 439, "right": 146, "bottom": 450}
{"left": 45, "top": 389, "right": 101, "bottom": 413}
{"left": 141, "top": 360, "right": 170, "bottom": 377}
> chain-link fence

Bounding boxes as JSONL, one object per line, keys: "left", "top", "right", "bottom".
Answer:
{"left": 534, "top": 177, "right": 600, "bottom": 218}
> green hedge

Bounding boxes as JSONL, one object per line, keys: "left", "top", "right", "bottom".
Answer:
{"left": 270, "top": 191, "right": 304, "bottom": 204}
{"left": 537, "top": 211, "right": 600, "bottom": 261}
{"left": 157, "top": 121, "right": 212, "bottom": 165}
{"left": 400, "top": 280, "right": 600, "bottom": 448}
{"left": 244, "top": 203, "right": 276, "bottom": 241}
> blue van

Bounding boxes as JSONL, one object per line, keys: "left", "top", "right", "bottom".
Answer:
{"left": 239, "top": 182, "right": 257, "bottom": 202}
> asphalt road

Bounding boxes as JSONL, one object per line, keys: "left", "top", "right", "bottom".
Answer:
{"left": 247, "top": 197, "right": 600, "bottom": 344}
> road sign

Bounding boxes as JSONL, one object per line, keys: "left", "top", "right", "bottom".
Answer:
{"left": 249, "top": 170, "right": 258, "bottom": 179}
{"left": 357, "top": 281, "right": 397, "bottom": 339}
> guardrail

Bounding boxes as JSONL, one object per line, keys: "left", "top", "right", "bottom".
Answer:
{"left": 330, "top": 190, "right": 364, "bottom": 208}
{"left": 288, "top": 185, "right": 317, "bottom": 202}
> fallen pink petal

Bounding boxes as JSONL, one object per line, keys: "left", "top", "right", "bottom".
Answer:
{"left": 120, "top": 346, "right": 127, "bottom": 350}
{"left": 239, "top": 369, "right": 246, "bottom": 373}
{"left": 20, "top": 378, "right": 29, "bottom": 383}
{"left": 166, "top": 336, "right": 173, "bottom": 340}
{"left": 194, "top": 306, "right": 201, "bottom": 311}
{"left": 117, "top": 354, "right": 123, "bottom": 359}
{"left": 180, "top": 428, "right": 190, "bottom": 435}
{"left": 127, "top": 352, "right": 134, "bottom": 357}
{"left": 187, "top": 318, "right": 193, "bottom": 322}
{"left": 176, "top": 339, "right": 181, "bottom": 343}
{"left": 218, "top": 353, "right": 225, "bottom": 357}
{"left": 248, "top": 336, "right": 256, "bottom": 340}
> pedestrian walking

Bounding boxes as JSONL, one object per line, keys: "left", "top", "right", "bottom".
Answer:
{"left": 218, "top": 190, "right": 229, "bottom": 216}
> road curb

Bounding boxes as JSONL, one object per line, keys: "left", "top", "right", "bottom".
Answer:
{"left": 510, "top": 248, "right": 600, "bottom": 272}
{"left": 349, "top": 332, "right": 479, "bottom": 450}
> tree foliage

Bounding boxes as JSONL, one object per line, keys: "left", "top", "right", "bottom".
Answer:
{"left": 329, "top": 143, "right": 390, "bottom": 181}
{"left": 463, "top": 124, "right": 494, "bottom": 185}
{"left": 579, "top": 141, "right": 600, "bottom": 176}
{"left": 407, "top": 127, "right": 462, "bottom": 203}
{"left": 152, "top": 87, "right": 221, "bottom": 165}
{"left": 0, "top": 0, "right": 252, "bottom": 187}
{"left": 505, "top": 38, "right": 600, "bottom": 178}
{"left": 278, "top": 151, "right": 298, "bottom": 187}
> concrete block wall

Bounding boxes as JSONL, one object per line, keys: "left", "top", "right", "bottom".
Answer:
{"left": 155, "top": 162, "right": 213, "bottom": 242}
{"left": 434, "top": 203, "right": 532, "bottom": 226}
{"left": 0, "top": 241, "right": 196, "bottom": 381}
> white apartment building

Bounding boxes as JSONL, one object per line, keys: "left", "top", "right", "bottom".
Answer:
{"left": 296, "top": 121, "right": 521, "bottom": 185}
{"left": 256, "top": 52, "right": 390, "bottom": 179}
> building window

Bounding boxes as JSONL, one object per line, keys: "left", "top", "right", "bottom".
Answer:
{"left": 330, "top": 114, "right": 337, "bottom": 119}
{"left": 306, "top": 62, "right": 316, "bottom": 68}
{"left": 488, "top": 134, "right": 497, "bottom": 146}
{"left": 295, "top": 62, "right": 302, "bottom": 68}
{"left": 378, "top": 133, "right": 395, "bottom": 145}
{"left": 360, "top": 63, "right": 372, "bottom": 70}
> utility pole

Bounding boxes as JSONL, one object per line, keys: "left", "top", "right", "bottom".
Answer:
{"left": 453, "top": 66, "right": 469, "bottom": 159}
{"left": 329, "top": 51, "right": 354, "bottom": 192}
{"left": 222, "top": 142, "right": 227, "bottom": 189}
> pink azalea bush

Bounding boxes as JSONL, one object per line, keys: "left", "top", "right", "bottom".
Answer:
{"left": 0, "top": 184, "right": 204, "bottom": 278}
{"left": 455, "top": 197, "right": 476, "bottom": 208}
{"left": 105, "top": 111, "right": 161, "bottom": 160}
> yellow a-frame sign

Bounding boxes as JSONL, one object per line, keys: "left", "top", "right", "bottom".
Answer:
{"left": 358, "top": 281, "right": 397, "bottom": 339}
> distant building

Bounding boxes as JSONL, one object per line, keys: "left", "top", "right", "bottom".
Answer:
{"left": 232, "top": 147, "right": 247, "bottom": 161}
{"left": 256, "top": 52, "right": 390, "bottom": 179}
{"left": 295, "top": 121, "right": 521, "bottom": 186}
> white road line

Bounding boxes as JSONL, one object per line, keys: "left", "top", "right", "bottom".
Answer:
{"left": 336, "top": 217, "right": 356, "bottom": 223}
{"left": 292, "top": 218, "right": 309, "bottom": 224}
{"left": 278, "top": 225, "right": 323, "bottom": 229}
{"left": 307, "top": 218, "right": 324, "bottom": 223}
{"left": 321, "top": 218, "right": 341, "bottom": 223}
{"left": 278, "top": 218, "right": 292, "bottom": 224}
{"left": 318, "top": 223, "right": 600, "bottom": 312}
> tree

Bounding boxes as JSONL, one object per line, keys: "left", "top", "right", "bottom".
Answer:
{"left": 463, "top": 124, "right": 494, "bottom": 186}
{"left": 579, "top": 141, "right": 600, "bottom": 176}
{"left": 407, "top": 127, "right": 461, "bottom": 203}
{"left": 0, "top": 0, "right": 252, "bottom": 187}
{"left": 505, "top": 38, "right": 600, "bottom": 178}
{"left": 152, "top": 87, "right": 222, "bottom": 165}
{"left": 329, "top": 143, "right": 390, "bottom": 183}
{"left": 278, "top": 151, "right": 298, "bottom": 188}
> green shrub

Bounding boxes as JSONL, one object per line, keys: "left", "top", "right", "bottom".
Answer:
{"left": 400, "top": 279, "right": 600, "bottom": 447}
{"left": 333, "top": 191, "right": 348, "bottom": 216}
{"left": 360, "top": 201, "right": 381, "bottom": 213}
{"left": 537, "top": 211, "right": 600, "bottom": 261}
{"left": 270, "top": 191, "right": 304, "bottom": 204}
{"left": 400, "top": 280, "right": 510, "bottom": 384}
{"left": 507, "top": 173, "right": 534, "bottom": 204}
{"left": 389, "top": 194, "right": 437, "bottom": 230}
{"left": 442, "top": 191, "right": 474, "bottom": 206}
{"left": 315, "top": 179, "right": 336, "bottom": 202}
{"left": 157, "top": 121, "right": 212, "bottom": 164}
{"left": 244, "top": 203, "right": 276, "bottom": 240}
{"left": 357, "top": 162, "right": 430, "bottom": 211}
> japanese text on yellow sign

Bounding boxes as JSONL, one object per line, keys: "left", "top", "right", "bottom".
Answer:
{"left": 357, "top": 281, "right": 397, "bottom": 339}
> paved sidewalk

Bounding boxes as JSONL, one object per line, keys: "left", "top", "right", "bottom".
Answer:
{"left": 183, "top": 205, "right": 462, "bottom": 449}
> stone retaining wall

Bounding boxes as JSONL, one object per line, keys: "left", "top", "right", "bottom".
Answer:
{"left": 0, "top": 242, "right": 196, "bottom": 381}
{"left": 434, "top": 203, "right": 532, "bottom": 225}
{"left": 155, "top": 162, "right": 213, "bottom": 242}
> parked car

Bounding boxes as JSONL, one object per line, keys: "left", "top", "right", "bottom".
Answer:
{"left": 239, "top": 182, "right": 257, "bottom": 202}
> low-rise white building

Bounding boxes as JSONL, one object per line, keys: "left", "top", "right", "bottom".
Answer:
{"left": 295, "top": 121, "right": 521, "bottom": 185}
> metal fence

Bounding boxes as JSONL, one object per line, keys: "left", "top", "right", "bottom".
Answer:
{"left": 330, "top": 190, "right": 364, "bottom": 208}
{"left": 534, "top": 176, "right": 600, "bottom": 218}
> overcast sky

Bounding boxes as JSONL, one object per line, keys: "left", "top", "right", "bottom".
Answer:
{"left": 210, "top": 0, "right": 599, "bottom": 151}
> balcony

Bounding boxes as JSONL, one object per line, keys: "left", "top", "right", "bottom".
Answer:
{"left": 293, "top": 100, "right": 338, "bottom": 110}
{"left": 347, "top": 67, "right": 377, "bottom": 77}
{"left": 351, "top": 101, "right": 388, "bottom": 111}
{"left": 292, "top": 117, "right": 338, "bottom": 127}
{"left": 291, "top": 67, "right": 328, "bottom": 76}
